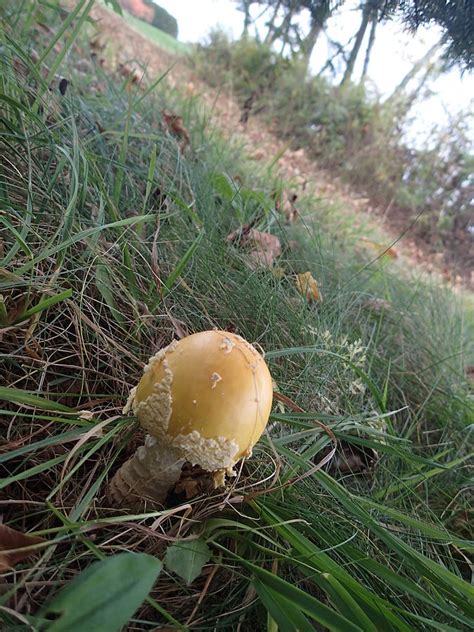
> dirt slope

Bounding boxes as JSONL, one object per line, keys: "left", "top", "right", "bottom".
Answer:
{"left": 90, "top": 5, "right": 469, "bottom": 291}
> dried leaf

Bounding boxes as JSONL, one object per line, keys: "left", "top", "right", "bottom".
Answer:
{"left": 118, "top": 62, "right": 144, "bottom": 85}
{"left": 272, "top": 266, "right": 286, "bottom": 280}
{"left": 0, "top": 524, "right": 45, "bottom": 571}
{"left": 168, "top": 463, "right": 216, "bottom": 503}
{"left": 364, "top": 298, "right": 392, "bottom": 313}
{"left": 295, "top": 272, "right": 322, "bottom": 302}
{"left": 275, "top": 189, "right": 298, "bottom": 224}
{"left": 77, "top": 410, "right": 95, "bottom": 421}
{"left": 329, "top": 442, "right": 379, "bottom": 475}
{"left": 227, "top": 226, "right": 281, "bottom": 268}
{"left": 360, "top": 237, "right": 398, "bottom": 260}
{"left": 162, "top": 110, "right": 190, "bottom": 154}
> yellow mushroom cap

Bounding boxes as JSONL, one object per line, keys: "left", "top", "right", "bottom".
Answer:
{"left": 130, "top": 330, "right": 273, "bottom": 472}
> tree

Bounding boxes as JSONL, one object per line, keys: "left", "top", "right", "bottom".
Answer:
{"left": 340, "top": 0, "right": 373, "bottom": 86}
{"left": 386, "top": 35, "right": 447, "bottom": 104}
{"left": 381, "top": 0, "right": 473, "bottom": 71}
{"left": 360, "top": 4, "right": 378, "bottom": 81}
{"left": 264, "top": 0, "right": 284, "bottom": 42}
{"left": 236, "top": 1, "right": 345, "bottom": 65}
{"left": 239, "top": 0, "right": 253, "bottom": 37}
{"left": 121, "top": 1, "right": 178, "bottom": 38}
{"left": 299, "top": 1, "right": 346, "bottom": 70}
{"left": 147, "top": 2, "right": 178, "bottom": 38}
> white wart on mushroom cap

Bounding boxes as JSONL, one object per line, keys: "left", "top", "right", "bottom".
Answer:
{"left": 128, "top": 330, "right": 273, "bottom": 472}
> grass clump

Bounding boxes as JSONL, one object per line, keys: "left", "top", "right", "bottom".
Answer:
{"left": 1, "top": 2, "right": 473, "bottom": 630}
{"left": 123, "top": 10, "right": 190, "bottom": 55}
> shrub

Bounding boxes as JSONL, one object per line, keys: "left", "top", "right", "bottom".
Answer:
{"left": 396, "top": 117, "right": 474, "bottom": 265}
{"left": 148, "top": 1, "right": 178, "bottom": 39}
{"left": 121, "top": 0, "right": 178, "bottom": 38}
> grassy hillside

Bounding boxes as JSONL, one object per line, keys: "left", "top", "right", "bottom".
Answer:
{"left": 123, "top": 9, "right": 191, "bottom": 55}
{"left": 1, "top": 2, "right": 473, "bottom": 630}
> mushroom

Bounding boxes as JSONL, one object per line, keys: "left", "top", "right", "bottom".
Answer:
{"left": 108, "top": 330, "right": 273, "bottom": 508}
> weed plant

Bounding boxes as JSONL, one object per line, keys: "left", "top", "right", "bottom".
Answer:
{"left": 1, "top": 2, "right": 473, "bottom": 630}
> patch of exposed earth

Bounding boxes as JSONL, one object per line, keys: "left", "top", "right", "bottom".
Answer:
{"left": 89, "top": 4, "right": 472, "bottom": 292}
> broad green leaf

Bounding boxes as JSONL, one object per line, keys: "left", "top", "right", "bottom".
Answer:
{"left": 39, "top": 553, "right": 161, "bottom": 631}
{"left": 164, "top": 538, "right": 212, "bottom": 585}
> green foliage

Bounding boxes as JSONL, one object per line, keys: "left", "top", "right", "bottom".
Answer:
{"left": 388, "top": 0, "right": 474, "bottom": 71}
{"left": 396, "top": 118, "right": 474, "bottom": 261}
{"left": 194, "top": 29, "right": 288, "bottom": 100}
{"left": 146, "top": 0, "right": 178, "bottom": 39}
{"left": 124, "top": 11, "right": 189, "bottom": 54}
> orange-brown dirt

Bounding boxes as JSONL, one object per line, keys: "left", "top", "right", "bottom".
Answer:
{"left": 89, "top": 5, "right": 472, "bottom": 292}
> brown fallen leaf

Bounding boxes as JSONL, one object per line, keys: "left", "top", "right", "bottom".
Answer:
{"left": 0, "top": 524, "right": 46, "bottom": 572}
{"left": 252, "top": 148, "right": 266, "bottom": 161}
{"left": 329, "top": 442, "right": 379, "bottom": 475}
{"left": 118, "top": 62, "right": 144, "bottom": 86}
{"left": 272, "top": 266, "right": 286, "bottom": 280}
{"left": 275, "top": 189, "right": 298, "bottom": 224}
{"left": 227, "top": 225, "right": 281, "bottom": 268}
{"left": 360, "top": 237, "right": 398, "bottom": 260}
{"left": 186, "top": 81, "right": 196, "bottom": 96}
{"left": 364, "top": 298, "right": 392, "bottom": 313}
{"left": 296, "top": 271, "right": 322, "bottom": 302}
{"left": 162, "top": 110, "right": 190, "bottom": 154}
{"left": 167, "top": 463, "right": 216, "bottom": 504}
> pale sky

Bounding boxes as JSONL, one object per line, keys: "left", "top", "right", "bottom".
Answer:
{"left": 156, "top": 0, "right": 473, "bottom": 146}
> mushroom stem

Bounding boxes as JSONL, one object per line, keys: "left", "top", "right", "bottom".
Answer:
{"left": 108, "top": 435, "right": 185, "bottom": 508}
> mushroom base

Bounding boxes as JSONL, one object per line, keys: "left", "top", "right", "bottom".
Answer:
{"left": 108, "top": 435, "right": 185, "bottom": 508}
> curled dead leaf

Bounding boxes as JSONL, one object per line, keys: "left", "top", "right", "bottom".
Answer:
{"left": 0, "top": 525, "right": 46, "bottom": 572}
{"left": 162, "top": 110, "right": 190, "bottom": 154}
{"left": 78, "top": 410, "right": 95, "bottom": 421}
{"left": 227, "top": 226, "right": 281, "bottom": 268}
{"left": 118, "top": 62, "right": 144, "bottom": 86}
{"left": 360, "top": 237, "right": 398, "bottom": 260}
{"left": 296, "top": 271, "right": 322, "bottom": 302}
{"left": 272, "top": 266, "right": 286, "bottom": 280}
{"left": 330, "top": 442, "right": 379, "bottom": 475}
{"left": 167, "top": 463, "right": 216, "bottom": 504}
{"left": 364, "top": 298, "right": 392, "bottom": 313}
{"left": 274, "top": 189, "right": 298, "bottom": 224}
